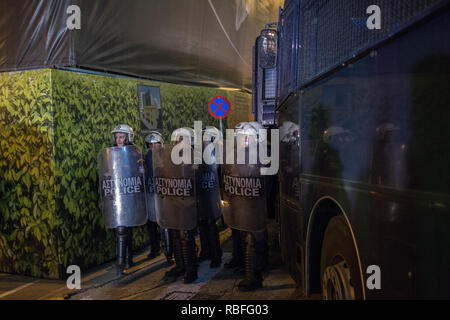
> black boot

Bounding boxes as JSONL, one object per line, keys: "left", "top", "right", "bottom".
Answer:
{"left": 116, "top": 226, "right": 128, "bottom": 276}
{"left": 164, "top": 230, "right": 184, "bottom": 279}
{"left": 182, "top": 230, "right": 198, "bottom": 284}
{"left": 125, "top": 227, "right": 134, "bottom": 269}
{"left": 197, "top": 221, "right": 211, "bottom": 262}
{"left": 161, "top": 228, "right": 173, "bottom": 264}
{"left": 147, "top": 221, "right": 161, "bottom": 259}
{"left": 208, "top": 220, "right": 222, "bottom": 268}
{"left": 225, "top": 228, "right": 244, "bottom": 269}
{"left": 164, "top": 228, "right": 174, "bottom": 264}
{"left": 238, "top": 232, "right": 263, "bottom": 292}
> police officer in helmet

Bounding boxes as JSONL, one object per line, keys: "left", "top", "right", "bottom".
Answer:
{"left": 144, "top": 132, "right": 164, "bottom": 260}
{"left": 196, "top": 126, "right": 223, "bottom": 268}
{"left": 111, "top": 124, "right": 136, "bottom": 275}
{"left": 222, "top": 121, "right": 269, "bottom": 291}
{"left": 159, "top": 127, "right": 198, "bottom": 283}
{"left": 224, "top": 122, "right": 248, "bottom": 272}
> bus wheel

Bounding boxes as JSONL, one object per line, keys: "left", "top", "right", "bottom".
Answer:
{"left": 320, "top": 215, "right": 363, "bottom": 300}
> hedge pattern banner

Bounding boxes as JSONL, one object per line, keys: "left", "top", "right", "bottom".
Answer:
{"left": 0, "top": 70, "right": 60, "bottom": 278}
{"left": 0, "top": 69, "right": 251, "bottom": 279}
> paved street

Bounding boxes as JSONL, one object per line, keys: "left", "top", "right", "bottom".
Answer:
{"left": 0, "top": 221, "right": 306, "bottom": 300}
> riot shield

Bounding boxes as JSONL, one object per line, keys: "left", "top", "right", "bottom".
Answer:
{"left": 196, "top": 160, "right": 222, "bottom": 221}
{"left": 98, "top": 145, "right": 148, "bottom": 228}
{"left": 153, "top": 144, "right": 197, "bottom": 230}
{"left": 144, "top": 151, "right": 157, "bottom": 222}
{"left": 221, "top": 146, "right": 268, "bottom": 232}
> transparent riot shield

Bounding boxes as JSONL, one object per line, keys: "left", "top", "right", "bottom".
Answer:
{"left": 221, "top": 146, "right": 268, "bottom": 232}
{"left": 196, "top": 161, "right": 222, "bottom": 221}
{"left": 144, "top": 151, "right": 157, "bottom": 222}
{"left": 152, "top": 144, "right": 197, "bottom": 230}
{"left": 97, "top": 145, "right": 148, "bottom": 228}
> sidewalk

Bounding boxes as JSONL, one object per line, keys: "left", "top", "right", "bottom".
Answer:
{"left": 0, "top": 221, "right": 304, "bottom": 300}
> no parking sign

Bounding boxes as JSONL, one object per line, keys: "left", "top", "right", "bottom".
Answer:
{"left": 208, "top": 96, "right": 230, "bottom": 119}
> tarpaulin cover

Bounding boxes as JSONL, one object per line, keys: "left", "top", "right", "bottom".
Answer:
{"left": 0, "top": 0, "right": 283, "bottom": 90}
{"left": 0, "top": 0, "right": 73, "bottom": 70}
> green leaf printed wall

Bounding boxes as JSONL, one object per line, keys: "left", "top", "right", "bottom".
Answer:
{"left": 0, "top": 70, "right": 59, "bottom": 278}
{"left": 0, "top": 69, "right": 251, "bottom": 279}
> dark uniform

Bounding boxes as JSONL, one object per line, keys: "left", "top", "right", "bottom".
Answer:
{"left": 144, "top": 144, "right": 161, "bottom": 259}
{"left": 196, "top": 127, "right": 223, "bottom": 268}
{"left": 153, "top": 128, "right": 198, "bottom": 283}
{"left": 221, "top": 122, "right": 270, "bottom": 291}
{"left": 98, "top": 124, "right": 147, "bottom": 276}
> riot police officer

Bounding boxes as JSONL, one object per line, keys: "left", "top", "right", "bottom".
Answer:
{"left": 144, "top": 132, "right": 163, "bottom": 260}
{"left": 144, "top": 132, "right": 174, "bottom": 264}
{"left": 153, "top": 127, "right": 198, "bottom": 283}
{"left": 224, "top": 122, "right": 247, "bottom": 272}
{"left": 196, "top": 126, "right": 223, "bottom": 268}
{"left": 113, "top": 125, "right": 135, "bottom": 273}
{"left": 98, "top": 124, "right": 148, "bottom": 276}
{"left": 221, "top": 121, "right": 269, "bottom": 291}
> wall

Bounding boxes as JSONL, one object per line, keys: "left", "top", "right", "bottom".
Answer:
{"left": 0, "top": 70, "right": 60, "bottom": 278}
{"left": 0, "top": 69, "right": 251, "bottom": 278}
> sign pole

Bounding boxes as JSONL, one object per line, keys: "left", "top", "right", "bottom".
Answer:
{"left": 208, "top": 95, "right": 230, "bottom": 139}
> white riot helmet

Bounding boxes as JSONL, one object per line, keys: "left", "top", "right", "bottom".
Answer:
{"left": 234, "top": 121, "right": 248, "bottom": 137}
{"left": 249, "top": 121, "right": 266, "bottom": 142}
{"left": 145, "top": 131, "right": 164, "bottom": 145}
{"left": 172, "top": 127, "right": 195, "bottom": 145}
{"left": 234, "top": 122, "right": 247, "bottom": 132}
{"left": 235, "top": 121, "right": 266, "bottom": 143}
{"left": 111, "top": 124, "right": 134, "bottom": 145}
{"left": 202, "top": 126, "right": 222, "bottom": 144}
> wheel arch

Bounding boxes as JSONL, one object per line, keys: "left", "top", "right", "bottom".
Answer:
{"left": 305, "top": 196, "right": 366, "bottom": 299}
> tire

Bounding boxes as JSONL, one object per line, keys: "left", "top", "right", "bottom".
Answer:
{"left": 320, "top": 215, "right": 364, "bottom": 300}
